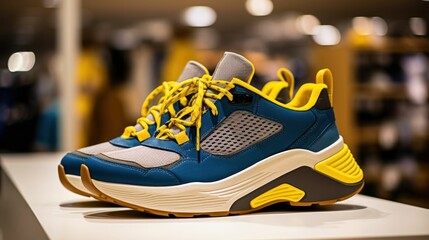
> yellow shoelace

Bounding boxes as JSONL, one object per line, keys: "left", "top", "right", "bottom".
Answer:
{"left": 156, "top": 76, "right": 235, "bottom": 150}
{"left": 121, "top": 81, "right": 182, "bottom": 141}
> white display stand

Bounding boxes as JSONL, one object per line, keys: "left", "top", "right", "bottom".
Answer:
{"left": 1, "top": 153, "right": 429, "bottom": 240}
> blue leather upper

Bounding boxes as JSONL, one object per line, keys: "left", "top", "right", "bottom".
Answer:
{"left": 85, "top": 84, "right": 341, "bottom": 186}
{"left": 61, "top": 152, "right": 87, "bottom": 176}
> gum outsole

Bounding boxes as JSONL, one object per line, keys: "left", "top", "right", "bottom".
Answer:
{"left": 58, "top": 164, "right": 106, "bottom": 202}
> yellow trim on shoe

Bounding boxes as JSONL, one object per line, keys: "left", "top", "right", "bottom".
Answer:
{"left": 314, "top": 144, "right": 364, "bottom": 184}
{"left": 250, "top": 183, "right": 305, "bottom": 208}
{"left": 261, "top": 68, "right": 295, "bottom": 100}
{"left": 277, "top": 68, "right": 295, "bottom": 99}
{"left": 261, "top": 81, "right": 288, "bottom": 99}
{"left": 316, "top": 68, "right": 333, "bottom": 106}
{"left": 232, "top": 79, "right": 327, "bottom": 111}
{"left": 121, "top": 81, "right": 183, "bottom": 141}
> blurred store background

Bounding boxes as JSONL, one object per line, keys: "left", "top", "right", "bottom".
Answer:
{"left": 0, "top": 0, "right": 428, "bottom": 208}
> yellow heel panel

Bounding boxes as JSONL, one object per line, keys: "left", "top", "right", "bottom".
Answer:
{"left": 314, "top": 144, "right": 363, "bottom": 184}
{"left": 250, "top": 183, "right": 305, "bottom": 209}
{"left": 330, "top": 148, "right": 349, "bottom": 168}
{"left": 348, "top": 163, "right": 359, "bottom": 175}
{"left": 335, "top": 154, "right": 353, "bottom": 170}
{"left": 341, "top": 156, "right": 356, "bottom": 173}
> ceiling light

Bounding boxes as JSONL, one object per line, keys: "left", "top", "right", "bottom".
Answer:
{"left": 410, "top": 17, "right": 426, "bottom": 36}
{"left": 372, "top": 17, "right": 388, "bottom": 36}
{"left": 352, "top": 16, "right": 372, "bottom": 35}
{"left": 8, "top": 52, "right": 36, "bottom": 72}
{"left": 312, "top": 25, "right": 341, "bottom": 46}
{"left": 183, "top": 6, "right": 217, "bottom": 27}
{"left": 246, "top": 0, "right": 273, "bottom": 17}
{"left": 295, "top": 14, "right": 320, "bottom": 35}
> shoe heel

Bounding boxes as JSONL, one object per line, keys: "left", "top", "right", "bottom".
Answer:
{"left": 230, "top": 143, "right": 364, "bottom": 212}
{"left": 288, "top": 144, "right": 364, "bottom": 206}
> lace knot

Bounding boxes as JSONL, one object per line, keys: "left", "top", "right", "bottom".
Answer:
{"left": 156, "top": 77, "right": 235, "bottom": 150}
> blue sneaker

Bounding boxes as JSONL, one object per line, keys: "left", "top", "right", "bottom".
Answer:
{"left": 81, "top": 52, "right": 363, "bottom": 217}
{"left": 58, "top": 61, "right": 209, "bottom": 198}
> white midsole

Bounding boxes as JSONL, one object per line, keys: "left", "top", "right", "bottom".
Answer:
{"left": 66, "top": 174, "right": 92, "bottom": 195}
{"left": 93, "top": 137, "right": 344, "bottom": 213}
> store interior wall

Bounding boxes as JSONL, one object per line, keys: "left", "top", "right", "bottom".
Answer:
{"left": 0, "top": 0, "right": 428, "bottom": 209}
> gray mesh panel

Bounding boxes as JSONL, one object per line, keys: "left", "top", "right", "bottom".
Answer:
{"left": 77, "top": 142, "right": 124, "bottom": 155}
{"left": 201, "top": 111, "right": 283, "bottom": 155}
{"left": 102, "top": 146, "right": 181, "bottom": 168}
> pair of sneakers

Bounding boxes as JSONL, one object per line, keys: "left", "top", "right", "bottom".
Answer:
{"left": 59, "top": 55, "right": 294, "bottom": 198}
{"left": 59, "top": 52, "right": 364, "bottom": 217}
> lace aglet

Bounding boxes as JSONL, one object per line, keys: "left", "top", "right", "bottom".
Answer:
{"left": 196, "top": 128, "right": 201, "bottom": 152}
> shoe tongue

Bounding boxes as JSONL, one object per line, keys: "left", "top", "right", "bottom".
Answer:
{"left": 134, "top": 61, "right": 208, "bottom": 132}
{"left": 167, "top": 53, "right": 255, "bottom": 136}
{"left": 211, "top": 52, "right": 254, "bottom": 83}
{"left": 177, "top": 61, "right": 209, "bottom": 82}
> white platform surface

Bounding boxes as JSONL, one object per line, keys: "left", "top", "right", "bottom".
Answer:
{"left": 1, "top": 153, "right": 429, "bottom": 240}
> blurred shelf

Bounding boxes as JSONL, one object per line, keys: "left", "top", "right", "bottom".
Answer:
{"left": 357, "top": 125, "right": 379, "bottom": 144}
{"left": 357, "top": 124, "right": 429, "bottom": 145}
{"left": 355, "top": 83, "right": 412, "bottom": 100}
{"left": 352, "top": 37, "right": 429, "bottom": 53}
